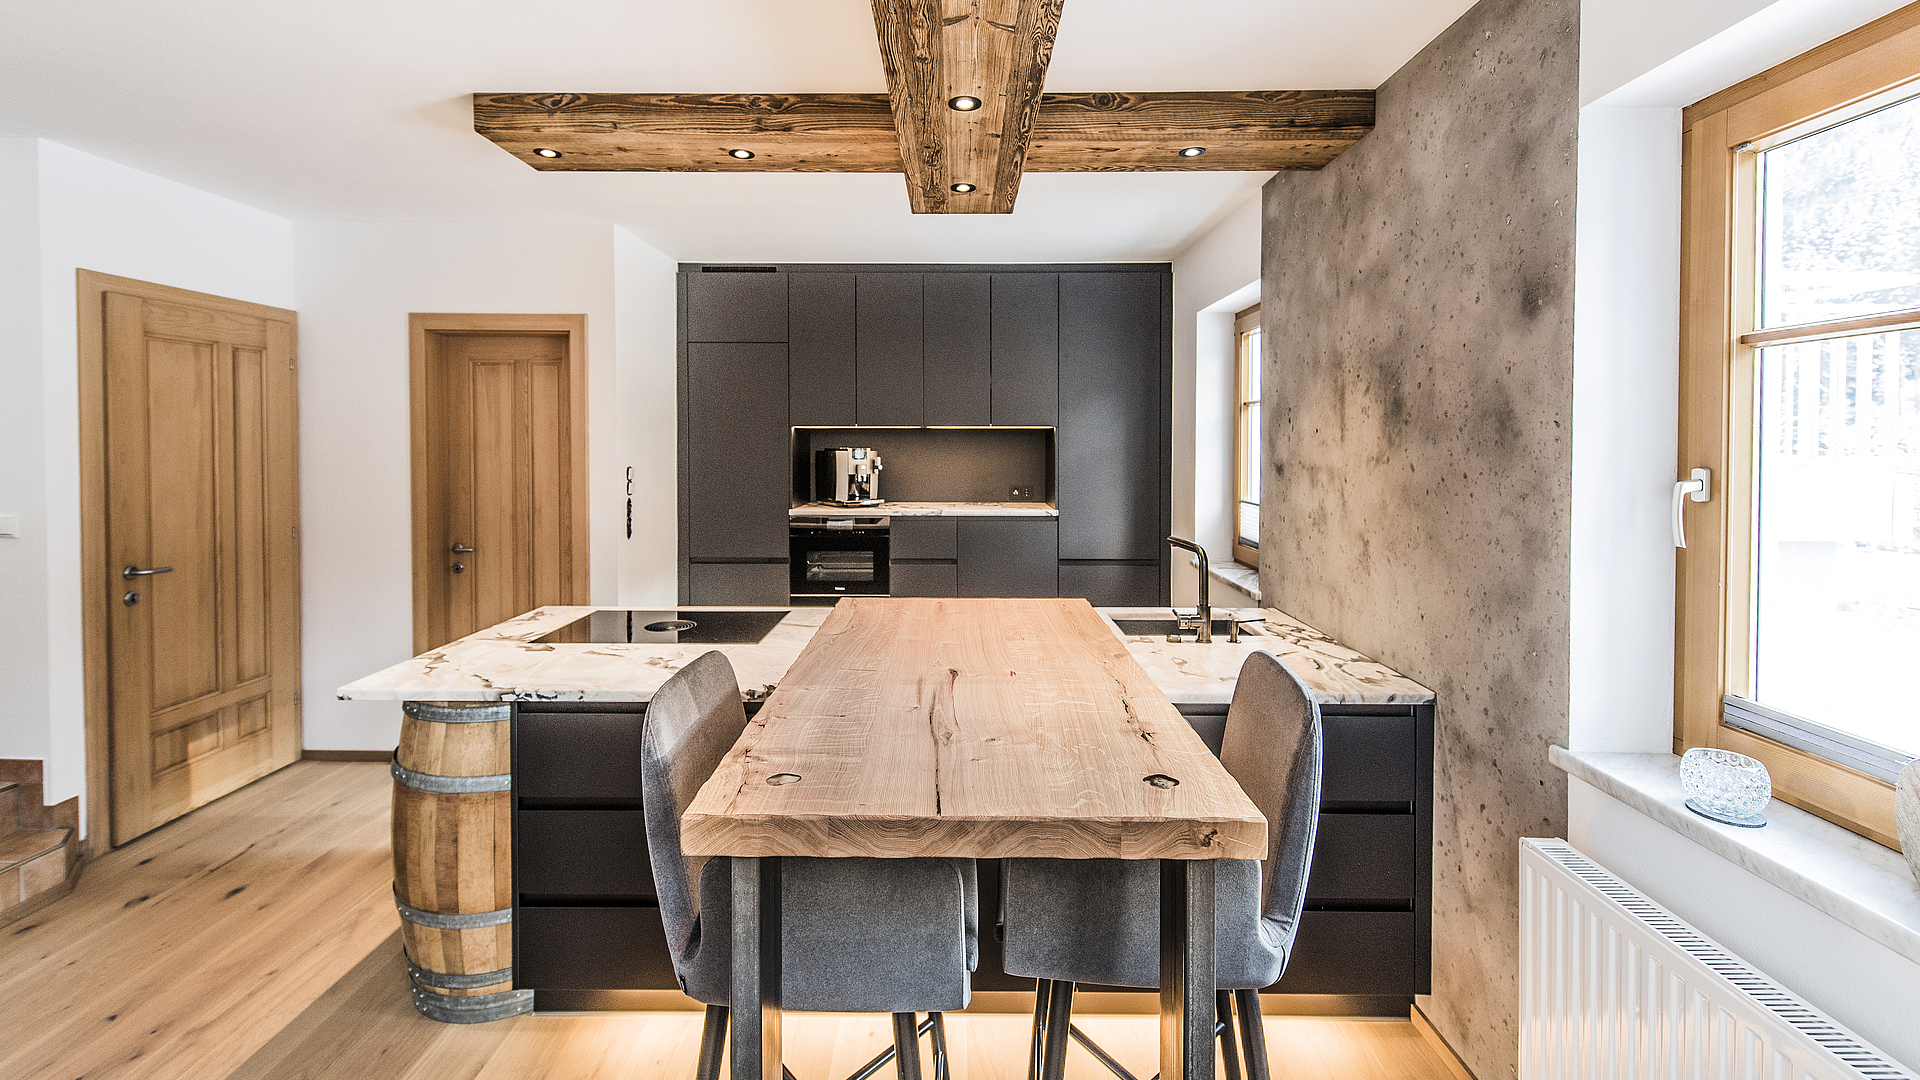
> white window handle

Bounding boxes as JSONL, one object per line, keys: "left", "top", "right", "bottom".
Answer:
{"left": 1672, "top": 468, "right": 1711, "bottom": 548}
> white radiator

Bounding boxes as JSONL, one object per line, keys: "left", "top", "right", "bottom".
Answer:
{"left": 1519, "top": 838, "right": 1915, "bottom": 1080}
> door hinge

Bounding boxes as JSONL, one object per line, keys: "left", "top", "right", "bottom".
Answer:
{"left": 289, "top": 354, "right": 297, "bottom": 369}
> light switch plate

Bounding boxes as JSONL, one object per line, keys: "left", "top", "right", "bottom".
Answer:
{"left": 0, "top": 514, "right": 19, "bottom": 538}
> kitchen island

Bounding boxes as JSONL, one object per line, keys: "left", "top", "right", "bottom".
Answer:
{"left": 340, "top": 603, "right": 1434, "bottom": 1016}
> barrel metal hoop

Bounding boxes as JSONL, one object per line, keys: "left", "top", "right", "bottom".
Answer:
{"left": 394, "top": 890, "right": 514, "bottom": 930}
{"left": 406, "top": 954, "right": 514, "bottom": 990}
{"left": 403, "top": 700, "right": 512, "bottom": 724}
{"left": 391, "top": 754, "right": 511, "bottom": 794}
{"left": 410, "top": 985, "right": 534, "bottom": 1024}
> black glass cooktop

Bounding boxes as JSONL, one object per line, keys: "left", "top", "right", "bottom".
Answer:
{"left": 534, "top": 609, "right": 790, "bottom": 645}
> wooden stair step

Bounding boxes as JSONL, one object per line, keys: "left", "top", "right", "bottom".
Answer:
{"left": 0, "top": 828, "right": 70, "bottom": 872}
{"left": 0, "top": 782, "right": 17, "bottom": 829}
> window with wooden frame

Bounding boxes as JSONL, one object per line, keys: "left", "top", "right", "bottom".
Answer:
{"left": 1677, "top": 2, "right": 1920, "bottom": 849}
{"left": 1233, "top": 304, "right": 1262, "bottom": 567}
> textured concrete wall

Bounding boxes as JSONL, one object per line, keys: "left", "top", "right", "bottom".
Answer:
{"left": 1259, "top": 0, "right": 1577, "bottom": 1075}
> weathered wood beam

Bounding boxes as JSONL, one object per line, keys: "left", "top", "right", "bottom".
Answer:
{"left": 471, "top": 89, "right": 1376, "bottom": 178}
{"left": 1026, "top": 90, "right": 1374, "bottom": 171}
{"left": 869, "top": 0, "right": 1064, "bottom": 214}
{"left": 470, "top": 93, "right": 902, "bottom": 172}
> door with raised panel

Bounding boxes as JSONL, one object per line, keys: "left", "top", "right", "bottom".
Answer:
{"left": 100, "top": 285, "right": 301, "bottom": 845}
{"left": 412, "top": 318, "right": 588, "bottom": 653}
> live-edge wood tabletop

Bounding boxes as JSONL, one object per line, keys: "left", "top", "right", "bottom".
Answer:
{"left": 682, "top": 597, "right": 1267, "bottom": 861}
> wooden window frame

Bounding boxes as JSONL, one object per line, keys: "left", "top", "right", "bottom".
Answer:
{"left": 1232, "top": 304, "right": 1261, "bottom": 568}
{"left": 1676, "top": 2, "right": 1920, "bottom": 849}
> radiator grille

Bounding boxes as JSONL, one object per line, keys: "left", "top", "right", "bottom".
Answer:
{"left": 1520, "top": 838, "right": 1915, "bottom": 1080}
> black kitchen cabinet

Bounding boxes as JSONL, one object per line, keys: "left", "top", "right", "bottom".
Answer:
{"left": 856, "top": 274, "right": 924, "bottom": 426}
{"left": 684, "top": 269, "right": 787, "bottom": 343}
{"left": 685, "top": 343, "right": 787, "bottom": 560}
{"left": 1058, "top": 272, "right": 1164, "bottom": 561}
{"left": 923, "top": 274, "right": 992, "bottom": 426}
{"left": 789, "top": 273, "right": 856, "bottom": 426}
{"left": 990, "top": 273, "right": 1057, "bottom": 427}
{"left": 890, "top": 562, "right": 959, "bottom": 597}
{"left": 957, "top": 518, "right": 1057, "bottom": 598}
{"left": 890, "top": 517, "right": 957, "bottom": 559}
{"left": 513, "top": 697, "right": 1433, "bottom": 1012}
{"left": 1058, "top": 561, "right": 1159, "bottom": 607}
{"left": 687, "top": 562, "right": 788, "bottom": 606}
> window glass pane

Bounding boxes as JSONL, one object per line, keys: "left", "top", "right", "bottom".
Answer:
{"left": 1759, "top": 94, "right": 1920, "bottom": 328}
{"left": 1242, "top": 402, "right": 1261, "bottom": 504}
{"left": 1752, "top": 329, "right": 1920, "bottom": 756}
{"left": 1244, "top": 328, "right": 1261, "bottom": 402}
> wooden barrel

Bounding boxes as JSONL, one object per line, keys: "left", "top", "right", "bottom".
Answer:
{"left": 391, "top": 699, "right": 531, "bottom": 1023}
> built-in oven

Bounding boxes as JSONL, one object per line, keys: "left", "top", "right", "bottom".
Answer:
{"left": 789, "top": 517, "right": 889, "bottom": 604}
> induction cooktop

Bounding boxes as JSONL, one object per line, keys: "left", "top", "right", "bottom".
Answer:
{"left": 533, "top": 609, "right": 790, "bottom": 645}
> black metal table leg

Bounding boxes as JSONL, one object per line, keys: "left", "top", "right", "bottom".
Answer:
{"left": 732, "top": 856, "right": 783, "bottom": 1080}
{"left": 1160, "top": 859, "right": 1216, "bottom": 1080}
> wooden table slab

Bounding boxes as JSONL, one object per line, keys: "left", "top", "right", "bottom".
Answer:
{"left": 682, "top": 597, "right": 1266, "bottom": 861}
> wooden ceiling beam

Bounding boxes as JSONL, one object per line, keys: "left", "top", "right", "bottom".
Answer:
{"left": 472, "top": 89, "right": 1376, "bottom": 178}
{"left": 869, "top": 0, "right": 1064, "bottom": 214}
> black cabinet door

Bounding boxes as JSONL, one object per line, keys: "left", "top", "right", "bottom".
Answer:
{"left": 790, "top": 273, "right": 856, "bottom": 426}
{"left": 856, "top": 274, "right": 924, "bottom": 426}
{"left": 889, "top": 517, "right": 957, "bottom": 560}
{"left": 991, "top": 274, "right": 1057, "bottom": 426}
{"left": 924, "top": 273, "right": 991, "bottom": 426}
{"left": 688, "top": 563, "right": 790, "bottom": 606}
{"left": 1320, "top": 714, "right": 1419, "bottom": 806}
{"left": 958, "top": 518, "right": 1057, "bottom": 597}
{"left": 686, "top": 343, "right": 789, "bottom": 559}
{"left": 685, "top": 270, "right": 787, "bottom": 342}
{"left": 1058, "top": 273, "right": 1163, "bottom": 560}
{"left": 1057, "top": 562, "right": 1159, "bottom": 607}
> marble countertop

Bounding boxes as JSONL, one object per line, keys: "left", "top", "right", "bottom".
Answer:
{"left": 790, "top": 501, "right": 1059, "bottom": 517}
{"left": 1552, "top": 747, "right": 1920, "bottom": 966}
{"left": 337, "top": 603, "right": 1432, "bottom": 706}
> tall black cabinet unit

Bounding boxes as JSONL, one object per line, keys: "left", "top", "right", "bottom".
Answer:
{"left": 678, "top": 263, "right": 1173, "bottom": 607}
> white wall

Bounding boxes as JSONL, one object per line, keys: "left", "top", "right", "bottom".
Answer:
{"left": 1169, "top": 194, "right": 1261, "bottom": 607}
{"left": 613, "top": 228, "right": 680, "bottom": 606}
{"left": 1568, "top": 780, "right": 1920, "bottom": 1067}
{"left": 0, "top": 139, "right": 49, "bottom": 766}
{"left": 21, "top": 141, "right": 298, "bottom": 813}
{"left": 295, "top": 221, "right": 682, "bottom": 752}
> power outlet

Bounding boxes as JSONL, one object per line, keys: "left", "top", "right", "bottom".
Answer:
{"left": 1010, "top": 486, "right": 1032, "bottom": 500}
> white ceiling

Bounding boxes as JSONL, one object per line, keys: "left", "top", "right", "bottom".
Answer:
{"left": 0, "top": 0, "right": 1477, "bottom": 263}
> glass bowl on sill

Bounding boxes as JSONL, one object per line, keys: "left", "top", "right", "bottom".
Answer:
{"left": 1680, "top": 747, "right": 1771, "bottom": 828}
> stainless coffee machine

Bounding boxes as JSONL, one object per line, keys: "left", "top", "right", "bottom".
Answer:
{"left": 815, "top": 447, "right": 884, "bottom": 506}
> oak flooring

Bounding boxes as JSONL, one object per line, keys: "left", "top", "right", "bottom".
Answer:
{"left": 0, "top": 761, "right": 1460, "bottom": 1080}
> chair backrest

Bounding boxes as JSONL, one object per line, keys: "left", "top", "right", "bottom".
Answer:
{"left": 641, "top": 651, "right": 751, "bottom": 955}
{"left": 1219, "top": 650, "right": 1324, "bottom": 929}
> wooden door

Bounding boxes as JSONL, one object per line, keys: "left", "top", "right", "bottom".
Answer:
{"left": 99, "top": 287, "right": 301, "bottom": 845}
{"left": 412, "top": 319, "right": 587, "bottom": 653}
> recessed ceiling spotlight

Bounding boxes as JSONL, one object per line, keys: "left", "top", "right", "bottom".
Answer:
{"left": 533, "top": 148, "right": 562, "bottom": 159}
{"left": 948, "top": 96, "right": 982, "bottom": 111}
{"left": 1178, "top": 146, "right": 1206, "bottom": 158}
{"left": 729, "top": 148, "right": 755, "bottom": 159}
{"left": 950, "top": 183, "right": 976, "bottom": 193}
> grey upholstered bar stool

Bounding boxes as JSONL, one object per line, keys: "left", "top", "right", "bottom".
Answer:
{"left": 643, "top": 651, "right": 978, "bottom": 1080}
{"left": 1000, "top": 651, "right": 1323, "bottom": 1080}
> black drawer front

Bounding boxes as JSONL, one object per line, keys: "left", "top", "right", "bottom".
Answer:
{"left": 890, "top": 518, "right": 957, "bottom": 560}
{"left": 1270, "top": 910, "right": 1414, "bottom": 995}
{"left": 891, "top": 562, "right": 958, "bottom": 597}
{"left": 1320, "top": 715, "right": 1418, "bottom": 804}
{"left": 1306, "top": 815, "right": 1416, "bottom": 901}
{"left": 516, "top": 711, "right": 647, "bottom": 800}
{"left": 518, "top": 811, "right": 654, "bottom": 899}
{"left": 516, "top": 905, "right": 680, "bottom": 990}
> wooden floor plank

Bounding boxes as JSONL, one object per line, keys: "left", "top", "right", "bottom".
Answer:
{"left": 0, "top": 760, "right": 1461, "bottom": 1080}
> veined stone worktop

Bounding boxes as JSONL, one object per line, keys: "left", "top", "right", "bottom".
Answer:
{"left": 789, "top": 501, "right": 1058, "bottom": 517}
{"left": 338, "top": 602, "right": 1431, "bottom": 707}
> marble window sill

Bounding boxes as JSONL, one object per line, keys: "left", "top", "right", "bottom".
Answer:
{"left": 1551, "top": 747, "right": 1920, "bottom": 966}
{"left": 1179, "top": 555, "right": 1263, "bottom": 603}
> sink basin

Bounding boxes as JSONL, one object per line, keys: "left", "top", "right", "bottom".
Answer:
{"left": 535, "top": 609, "right": 789, "bottom": 645}
{"left": 1112, "top": 618, "right": 1256, "bottom": 638}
